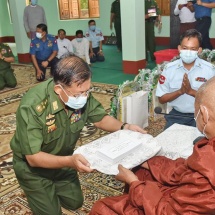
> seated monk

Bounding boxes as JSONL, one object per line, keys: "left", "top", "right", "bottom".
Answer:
{"left": 89, "top": 76, "right": 215, "bottom": 214}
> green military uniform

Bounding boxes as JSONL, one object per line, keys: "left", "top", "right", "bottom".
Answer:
{"left": 111, "top": 0, "right": 122, "bottom": 51}
{"left": 0, "top": 43, "right": 17, "bottom": 90}
{"left": 145, "top": 0, "right": 161, "bottom": 61}
{"left": 10, "top": 79, "right": 106, "bottom": 215}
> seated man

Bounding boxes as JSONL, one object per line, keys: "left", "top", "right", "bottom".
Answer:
{"left": 71, "top": 30, "right": 90, "bottom": 65}
{"left": 0, "top": 43, "right": 17, "bottom": 90}
{"left": 30, "top": 23, "right": 58, "bottom": 81}
{"left": 90, "top": 76, "right": 215, "bottom": 214}
{"left": 56, "top": 29, "right": 73, "bottom": 59}
{"left": 156, "top": 29, "right": 215, "bottom": 129}
{"left": 85, "top": 20, "right": 105, "bottom": 63}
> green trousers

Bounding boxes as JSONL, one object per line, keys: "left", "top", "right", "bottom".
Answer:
{"left": 13, "top": 157, "right": 83, "bottom": 215}
{"left": 145, "top": 22, "right": 156, "bottom": 61}
{"left": 0, "top": 68, "right": 17, "bottom": 90}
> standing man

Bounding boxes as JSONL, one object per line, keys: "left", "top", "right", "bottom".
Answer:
{"left": 145, "top": 0, "right": 162, "bottom": 62}
{"left": 30, "top": 23, "right": 58, "bottom": 82}
{"left": 71, "top": 30, "right": 90, "bottom": 65}
{"left": 56, "top": 29, "right": 73, "bottom": 59}
{"left": 110, "top": 0, "right": 122, "bottom": 52}
{"left": 10, "top": 56, "right": 146, "bottom": 215}
{"left": 193, "top": 0, "right": 215, "bottom": 49}
{"left": 85, "top": 20, "right": 105, "bottom": 63}
{"left": 0, "top": 43, "right": 17, "bottom": 90}
{"left": 156, "top": 29, "right": 215, "bottom": 129}
{"left": 174, "top": 0, "right": 196, "bottom": 34}
{"left": 23, "top": 0, "right": 47, "bottom": 39}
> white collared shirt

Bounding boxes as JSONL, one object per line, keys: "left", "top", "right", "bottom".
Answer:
{"left": 71, "top": 38, "right": 90, "bottom": 64}
{"left": 56, "top": 38, "right": 73, "bottom": 59}
{"left": 85, "top": 27, "right": 104, "bottom": 48}
{"left": 174, "top": 0, "right": 196, "bottom": 23}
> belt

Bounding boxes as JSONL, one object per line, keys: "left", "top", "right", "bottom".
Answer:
{"left": 196, "top": 16, "right": 211, "bottom": 21}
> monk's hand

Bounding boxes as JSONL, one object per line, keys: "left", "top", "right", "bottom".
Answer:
{"left": 70, "top": 154, "right": 94, "bottom": 173}
{"left": 116, "top": 164, "right": 139, "bottom": 185}
{"left": 124, "top": 124, "right": 147, "bottom": 134}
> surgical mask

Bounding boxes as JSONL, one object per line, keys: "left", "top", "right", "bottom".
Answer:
{"left": 31, "top": 0, "right": 38, "bottom": 6}
{"left": 36, "top": 32, "right": 43, "bottom": 39}
{"left": 89, "top": 25, "right": 96, "bottom": 31}
{"left": 194, "top": 106, "right": 209, "bottom": 138}
{"left": 76, "top": 38, "right": 83, "bottom": 42}
{"left": 60, "top": 86, "right": 88, "bottom": 109}
{"left": 180, "top": 50, "right": 198, "bottom": 64}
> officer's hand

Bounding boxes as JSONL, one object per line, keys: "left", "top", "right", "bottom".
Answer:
{"left": 145, "top": 14, "right": 150, "bottom": 19}
{"left": 178, "top": 4, "right": 184, "bottom": 10}
{"left": 116, "top": 164, "right": 139, "bottom": 185}
{"left": 0, "top": 53, "right": 2, "bottom": 59}
{"left": 27, "top": 32, "right": 31, "bottom": 39}
{"left": 41, "top": 61, "right": 49, "bottom": 68}
{"left": 97, "top": 50, "right": 104, "bottom": 56}
{"left": 124, "top": 123, "right": 147, "bottom": 134}
{"left": 196, "top": 0, "right": 202, "bottom": 5}
{"left": 36, "top": 69, "right": 44, "bottom": 80}
{"left": 110, "top": 23, "right": 113, "bottom": 30}
{"left": 183, "top": 73, "right": 193, "bottom": 95}
{"left": 179, "top": 77, "right": 186, "bottom": 95}
{"left": 90, "top": 52, "right": 95, "bottom": 58}
{"left": 70, "top": 154, "right": 94, "bottom": 173}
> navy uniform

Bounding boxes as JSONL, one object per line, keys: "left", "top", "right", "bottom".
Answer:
{"left": 10, "top": 79, "right": 106, "bottom": 215}
{"left": 145, "top": 0, "right": 161, "bottom": 61}
{"left": 111, "top": 0, "right": 121, "bottom": 51}
{"left": 85, "top": 27, "right": 105, "bottom": 63}
{"left": 30, "top": 34, "right": 59, "bottom": 81}
{"left": 156, "top": 58, "right": 215, "bottom": 129}
{"left": 0, "top": 43, "right": 17, "bottom": 90}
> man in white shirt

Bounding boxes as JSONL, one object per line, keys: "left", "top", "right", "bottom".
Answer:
{"left": 71, "top": 30, "right": 90, "bottom": 65}
{"left": 57, "top": 29, "right": 73, "bottom": 59}
{"left": 174, "top": 0, "right": 196, "bottom": 34}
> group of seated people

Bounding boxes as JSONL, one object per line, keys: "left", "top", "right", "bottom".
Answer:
{"left": 30, "top": 20, "right": 105, "bottom": 82}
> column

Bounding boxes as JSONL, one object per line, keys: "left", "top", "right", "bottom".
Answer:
{"left": 121, "top": 0, "right": 146, "bottom": 74}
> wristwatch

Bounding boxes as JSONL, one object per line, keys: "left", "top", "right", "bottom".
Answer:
{"left": 120, "top": 123, "right": 128, "bottom": 130}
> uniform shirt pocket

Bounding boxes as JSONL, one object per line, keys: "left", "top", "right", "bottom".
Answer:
{"left": 192, "top": 80, "right": 204, "bottom": 90}
{"left": 169, "top": 80, "right": 181, "bottom": 92}
{"left": 70, "top": 119, "right": 85, "bottom": 133}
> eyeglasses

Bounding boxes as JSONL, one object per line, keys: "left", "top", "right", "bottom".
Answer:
{"left": 63, "top": 86, "right": 92, "bottom": 98}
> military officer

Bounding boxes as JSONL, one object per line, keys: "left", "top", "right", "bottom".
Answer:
{"left": 0, "top": 43, "right": 17, "bottom": 90}
{"left": 145, "top": 0, "right": 162, "bottom": 62}
{"left": 156, "top": 29, "right": 215, "bottom": 129}
{"left": 30, "top": 23, "right": 58, "bottom": 81}
{"left": 85, "top": 20, "right": 105, "bottom": 63}
{"left": 10, "top": 56, "right": 146, "bottom": 215}
{"left": 110, "top": 0, "right": 121, "bottom": 51}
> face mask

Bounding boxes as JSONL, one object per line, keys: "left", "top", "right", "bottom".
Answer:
{"left": 89, "top": 25, "right": 96, "bottom": 31}
{"left": 180, "top": 50, "right": 198, "bottom": 64}
{"left": 36, "top": 32, "right": 43, "bottom": 39}
{"left": 76, "top": 38, "right": 83, "bottom": 42}
{"left": 194, "top": 106, "right": 209, "bottom": 138}
{"left": 60, "top": 86, "right": 87, "bottom": 109}
{"left": 31, "top": 0, "right": 38, "bottom": 6}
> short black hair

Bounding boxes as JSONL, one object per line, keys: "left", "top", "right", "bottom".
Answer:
{"left": 58, "top": 29, "right": 66, "bottom": 35}
{"left": 76, "top": 30, "right": 83, "bottom": 36}
{"left": 36, "top": 23, "right": 47, "bottom": 33}
{"left": 88, "top": 20, "right": 95, "bottom": 25}
{"left": 180, "top": 29, "right": 202, "bottom": 46}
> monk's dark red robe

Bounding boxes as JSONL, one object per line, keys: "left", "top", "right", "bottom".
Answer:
{"left": 89, "top": 137, "right": 215, "bottom": 215}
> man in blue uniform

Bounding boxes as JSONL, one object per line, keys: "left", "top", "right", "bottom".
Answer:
{"left": 156, "top": 29, "right": 215, "bottom": 129}
{"left": 30, "top": 23, "right": 58, "bottom": 81}
{"left": 85, "top": 20, "right": 105, "bottom": 63}
{"left": 193, "top": 0, "right": 215, "bottom": 49}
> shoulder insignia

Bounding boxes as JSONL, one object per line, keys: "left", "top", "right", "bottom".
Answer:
{"left": 3, "top": 43, "right": 9, "bottom": 46}
{"left": 52, "top": 101, "right": 58, "bottom": 111}
{"left": 35, "top": 98, "right": 48, "bottom": 114}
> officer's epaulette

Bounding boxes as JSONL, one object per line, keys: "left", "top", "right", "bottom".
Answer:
{"left": 34, "top": 98, "right": 48, "bottom": 115}
{"left": 3, "top": 43, "right": 9, "bottom": 46}
{"left": 199, "top": 58, "right": 215, "bottom": 68}
{"left": 164, "top": 59, "right": 180, "bottom": 69}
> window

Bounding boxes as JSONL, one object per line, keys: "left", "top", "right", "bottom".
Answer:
{"left": 58, "top": 0, "right": 100, "bottom": 20}
{"left": 156, "top": 0, "right": 170, "bottom": 16}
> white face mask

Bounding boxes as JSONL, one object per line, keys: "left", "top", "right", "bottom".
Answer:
{"left": 180, "top": 50, "right": 198, "bottom": 64}
{"left": 194, "top": 106, "right": 209, "bottom": 138}
{"left": 59, "top": 86, "right": 88, "bottom": 110}
{"left": 36, "top": 32, "right": 43, "bottom": 39}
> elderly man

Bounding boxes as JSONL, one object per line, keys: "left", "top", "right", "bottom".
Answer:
{"left": 90, "top": 76, "right": 215, "bottom": 214}
{"left": 30, "top": 23, "right": 58, "bottom": 81}
{"left": 10, "top": 56, "right": 145, "bottom": 215}
{"left": 156, "top": 29, "right": 215, "bottom": 129}
{"left": 0, "top": 43, "right": 17, "bottom": 90}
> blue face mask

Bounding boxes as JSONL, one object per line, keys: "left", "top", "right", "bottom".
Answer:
{"left": 76, "top": 38, "right": 83, "bottom": 42}
{"left": 89, "top": 25, "right": 96, "bottom": 31}
{"left": 31, "top": 0, "right": 38, "bottom": 6}
{"left": 60, "top": 86, "right": 88, "bottom": 110}
{"left": 180, "top": 50, "right": 198, "bottom": 64}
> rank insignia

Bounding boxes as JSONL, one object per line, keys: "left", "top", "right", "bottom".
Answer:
{"left": 36, "top": 43, "right": 40, "bottom": 48}
{"left": 52, "top": 101, "right": 58, "bottom": 111}
{"left": 46, "top": 113, "right": 57, "bottom": 133}
{"left": 48, "top": 41, "right": 53, "bottom": 47}
{"left": 195, "top": 77, "right": 207, "bottom": 82}
{"left": 70, "top": 109, "right": 81, "bottom": 124}
{"left": 36, "top": 105, "right": 43, "bottom": 112}
{"left": 47, "top": 124, "right": 57, "bottom": 133}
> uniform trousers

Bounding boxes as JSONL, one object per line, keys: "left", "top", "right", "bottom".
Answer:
{"left": 90, "top": 47, "right": 105, "bottom": 63}
{"left": 114, "top": 18, "right": 122, "bottom": 51}
{"left": 0, "top": 68, "right": 17, "bottom": 90}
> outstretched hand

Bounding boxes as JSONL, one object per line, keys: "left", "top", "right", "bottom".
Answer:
{"left": 125, "top": 124, "right": 147, "bottom": 134}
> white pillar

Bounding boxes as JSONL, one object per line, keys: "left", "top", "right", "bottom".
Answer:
{"left": 121, "top": 0, "right": 146, "bottom": 74}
